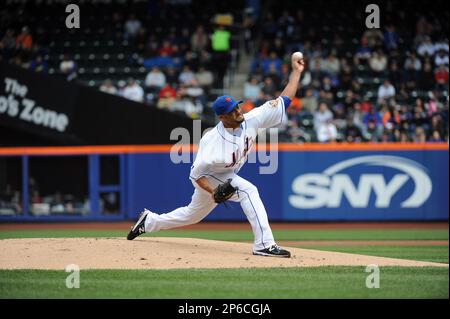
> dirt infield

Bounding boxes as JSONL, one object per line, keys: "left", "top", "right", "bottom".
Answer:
{"left": 0, "top": 237, "right": 447, "bottom": 270}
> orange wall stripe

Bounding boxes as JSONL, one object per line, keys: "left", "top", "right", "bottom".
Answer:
{"left": 0, "top": 143, "right": 447, "bottom": 155}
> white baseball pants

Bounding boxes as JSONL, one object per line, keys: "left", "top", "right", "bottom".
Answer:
{"left": 143, "top": 174, "right": 276, "bottom": 251}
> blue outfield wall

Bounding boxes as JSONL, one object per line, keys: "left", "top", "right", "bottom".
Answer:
{"left": 128, "top": 149, "right": 449, "bottom": 221}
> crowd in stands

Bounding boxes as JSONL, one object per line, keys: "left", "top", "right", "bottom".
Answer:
{"left": 1, "top": 0, "right": 448, "bottom": 143}
{"left": 242, "top": 5, "right": 448, "bottom": 143}
{"left": 95, "top": 12, "right": 232, "bottom": 120}
{"left": 0, "top": 1, "right": 235, "bottom": 121}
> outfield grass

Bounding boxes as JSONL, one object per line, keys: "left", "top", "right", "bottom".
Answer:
{"left": 0, "top": 228, "right": 448, "bottom": 241}
{"left": 0, "top": 267, "right": 447, "bottom": 299}
{"left": 299, "top": 246, "right": 449, "bottom": 263}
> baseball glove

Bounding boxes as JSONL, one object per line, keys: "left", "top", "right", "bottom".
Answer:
{"left": 213, "top": 179, "right": 237, "bottom": 203}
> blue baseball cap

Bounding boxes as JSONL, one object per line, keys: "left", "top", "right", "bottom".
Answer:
{"left": 212, "top": 95, "right": 243, "bottom": 116}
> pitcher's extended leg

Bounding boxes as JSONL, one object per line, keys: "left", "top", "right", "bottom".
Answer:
{"left": 143, "top": 187, "right": 217, "bottom": 232}
{"left": 228, "top": 175, "right": 276, "bottom": 251}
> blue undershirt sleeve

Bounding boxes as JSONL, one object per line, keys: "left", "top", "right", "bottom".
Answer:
{"left": 281, "top": 96, "right": 291, "bottom": 109}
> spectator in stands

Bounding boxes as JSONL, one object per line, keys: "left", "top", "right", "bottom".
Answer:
{"left": 417, "top": 36, "right": 436, "bottom": 57}
{"left": 183, "top": 50, "right": 199, "bottom": 71}
{"left": 333, "top": 103, "right": 347, "bottom": 131}
{"left": 322, "top": 53, "right": 341, "bottom": 76}
{"left": 429, "top": 130, "right": 444, "bottom": 142}
{"left": 434, "top": 38, "right": 449, "bottom": 52}
{"left": 404, "top": 52, "right": 422, "bottom": 83}
{"left": 122, "top": 78, "right": 144, "bottom": 103}
{"left": 317, "top": 118, "right": 338, "bottom": 143}
{"left": 145, "top": 66, "right": 166, "bottom": 92}
{"left": 415, "top": 16, "right": 433, "bottom": 43}
{"left": 99, "top": 79, "right": 118, "bottom": 95}
{"left": 434, "top": 49, "right": 449, "bottom": 67}
{"left": 29, "top": 55, "right": 48, "bottom": 73}
{"left": 272, "top": 37, "right": 286, "bottom": 60}
{"left": 196, "top": 66, "right": 214, "bottom": 90}
{"left": 16, "top": 26, "right": 32, "bottom": 51}
{"left": 363, "top": 28, "right": 384, "bottom": 49}
{"left": 266, "top": 64, "right": 282, "bottom": 88}
{"left": 321, "top": 76, "right": 335, "bottom": 96}
{"left": 284, "top": 119, "right": 304, "bottom": 142}
{"left": 198, "top": 49, "right": 212, "bottom": 69}
{"left": 164, "top": 66, "right": 178, "bottom": 85}
{"left": 413, "top": 126, "right": 427, "bottom": 142}
{"left": 344, "top": 117, "right": 363, "bottom": 142}
{"left": 301, "top": 88, "right": 318, "bottom": 114}
{"left": 310, "top": 58, "right": 325, "bottom": 85}
{"left": 145, "top": 35, "right": 159, "bottom": 57}
{"left": 261, "top": 77, "right": 277, "bottom": 97}
{"left": 419, "top": 59, "right": 435, "bottom": 90}
{"left": 369, "top": 50, "right": 388, "bottom": 74}
{"left": 262, "top": 52, "right": 282, "bottom": 75}
{"left": 178, "top": 65, "right": 196, "bottom": 86}
{"left": 191, "top": 25, "right": 209, "bottom": 53}
{"left": 430, "top": 113, "right": 446, "bottom": 137}
{"left": 277, "top": 10, "right": 295, "bottom": 40}
{"left": 157, "top": 83, "right": 177, "bottom": 110}
{"left": 354, "top": 37, "right": 372, "bottom": 66}
{"left": 363, "top": 119, "right": 382, "bottom": 142}
{"left": 299, "top": 65, "right": 312, "bottom": 87}
{"left": 388, "top": 61, "right": 402, "bottom": 86}
{"left": 159, "top": 40, "right": 175, "bottom": 57}
{"left": 124, "top": 14, "right": 141, "bottom": 41}
{"left": 59, "top": 54, "right": 77, "bottom": 81}
{"left": 349, "top": 102, "right": 365, "bottom": 129}
{"left": 243, "top": 8, "right": 257, "bottom": 54}
{"left": 211, "top": 24, "right": 231, "bottom": 87}
{"left": 399, "top": 130, "right": 411, "bottom": 142}
{"left": 411, "top": 99, "right": 429, "bottom": 131}
{"left": 314, "top": 102, "right": 333, "bottom": 130}
{"left": 244, "top": 77, "right": 262, "bottom": 102}
{"left": 434, "top": 64, "right": 449, "bottom": 90}
{"left": 0, "top": 29, "right": 16, "bottom": 60}
{"left": 342, "top": 90, "right": 358, "bottom": 110}
{"left": 363, "top": 107, "right": 383, "bottom": 140}
{"left": 377, "top": 79, "right": 396, "bottom": 103}
{"left": 184, "top": 79, "right": 206, "bottom": 105}
{"left": 173, "top": 86, "right": 204, "bottom": 119}
{"left": 426, "top": 95, "right": 439, "bottom": 116}
{"left": 382, "top": 107, "right": 401, "bottom": 130}
{"left": 383, "top": 24, "right": 399, "bottom": 51}
{"left": 340, "top": 64, "right": 354, "bottom": 90}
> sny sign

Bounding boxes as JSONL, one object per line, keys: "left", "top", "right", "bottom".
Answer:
{"left": 289, "top": 156, "right": 432, "bottom": 209}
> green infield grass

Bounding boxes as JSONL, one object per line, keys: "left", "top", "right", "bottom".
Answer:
{"left": 0, "top": 228, "right": 448, "bottom": 241}
{"left": 297, "top": 246, "right": 449, "bottom": 263}
{"left": 0, "top": 267, "right": 447, "bottom": 299}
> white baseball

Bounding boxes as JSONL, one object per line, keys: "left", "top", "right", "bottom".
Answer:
{"left": 292, "top": 51, "right": 303, "bottom": 60}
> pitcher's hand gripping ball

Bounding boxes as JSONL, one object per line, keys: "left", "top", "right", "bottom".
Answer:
{"left": 213, "top": 179, "right": 237, "bottom": 203}
{"left": 292, "top": 51, "right": 303, "bottom": 61}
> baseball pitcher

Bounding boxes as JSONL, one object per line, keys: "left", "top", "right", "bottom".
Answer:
{"left": 127, "top": 52, "right": 305, "bottom": 258}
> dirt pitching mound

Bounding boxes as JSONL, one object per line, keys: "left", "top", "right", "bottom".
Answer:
{"left": 0, "top": 237, "right": 447, "bottom": 270}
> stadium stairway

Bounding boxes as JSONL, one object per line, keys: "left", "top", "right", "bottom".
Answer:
{"left": 227, "top": 48, "right": 252, "bottom": 99}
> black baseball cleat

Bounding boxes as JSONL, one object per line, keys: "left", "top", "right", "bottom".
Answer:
{"left": 127, "top": 209, "right": 150, "bottom": 240}
{"left": 253, "top": 244, "right": 291, "bottom": 258}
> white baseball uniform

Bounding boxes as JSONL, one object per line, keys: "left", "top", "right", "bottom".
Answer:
{"left": 144, "top": 96, "right": 291, "bottom": 251}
